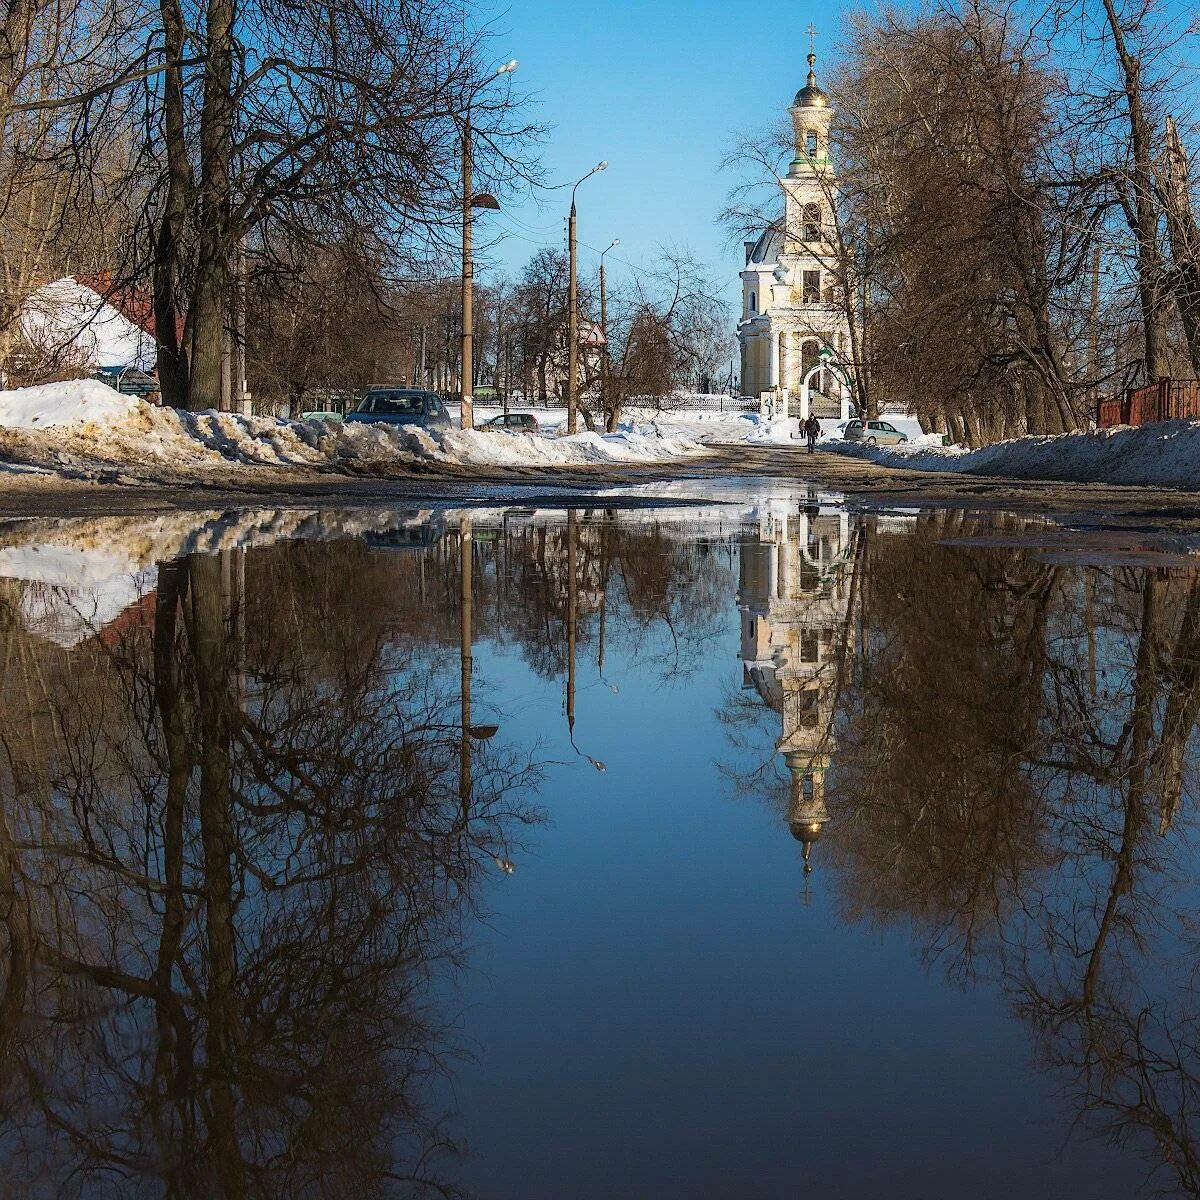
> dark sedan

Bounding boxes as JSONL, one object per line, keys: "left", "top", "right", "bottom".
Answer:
{"left": 345, "top": 389, "right": 451, "bottom": 431}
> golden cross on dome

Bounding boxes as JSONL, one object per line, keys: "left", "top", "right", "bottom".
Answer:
{"left": 806, "top": 22, "right": 818, "bottom": 56}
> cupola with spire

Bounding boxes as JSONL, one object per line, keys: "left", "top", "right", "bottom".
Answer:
{"left": 793, "top": 52, "right": 829, "bottom": 109}
{"left": 788, "top": 29, "right": 833, "bottom": 178}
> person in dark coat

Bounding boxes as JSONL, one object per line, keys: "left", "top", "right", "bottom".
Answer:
{"left": 804, "top": 414, "right": 821, "bottom": 452}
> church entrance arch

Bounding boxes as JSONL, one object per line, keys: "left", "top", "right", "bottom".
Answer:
{"left": 800, "top": 338, "right": 824, "bottom": 397}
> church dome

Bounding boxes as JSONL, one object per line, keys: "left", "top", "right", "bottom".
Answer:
{"left": 793, "top": 53, "right": 829, "bottom": 108}
{"left": 748, "top": 225, "right": 784, "bottom": 267}
{"left": 789, "top": 819, "right": 825, "bottom": 844}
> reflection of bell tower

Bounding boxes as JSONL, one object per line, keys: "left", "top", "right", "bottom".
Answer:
{"left": 738, "top": 493, "right": 855, "bottom": 874}
{"left": 785, "top": 750, "right": 828, "bottom": 872}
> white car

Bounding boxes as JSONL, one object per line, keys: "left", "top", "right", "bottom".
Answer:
{"left": 844, "top": 419, "right": 909, "bottom": 446}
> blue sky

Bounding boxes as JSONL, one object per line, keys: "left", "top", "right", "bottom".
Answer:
{"left": 475, "top": 0, "right": 850, "bottom": 310}
{"left": 475, "top": 0, "right": 1200, "bottom": 321}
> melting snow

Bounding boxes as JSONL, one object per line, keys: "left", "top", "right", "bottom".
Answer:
{"left": 0, "top": 382, "right": 713, "bottom": 475}
{"left": 830, "top": 421, "right": 1200, "bottom": 489}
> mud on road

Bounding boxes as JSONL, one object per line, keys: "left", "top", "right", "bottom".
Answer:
{"left": 5, "top": 444, "right": 1200, "bottom": 531}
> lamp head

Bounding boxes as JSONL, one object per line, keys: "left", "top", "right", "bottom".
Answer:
{"left": 498, "top": 59, "right": 519, "bottom": 74}
{"left": 596, "top": 161, "right": 608, "bottom": 172}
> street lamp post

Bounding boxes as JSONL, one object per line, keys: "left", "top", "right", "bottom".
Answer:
{"left": 566, "top": 161, "right": 608, "bottom": 435}
{"left": 460, "top": 59, "right": 518, "bottom": 430}
{"left": 599, "top": 238, "right": 618, "bottom": 431}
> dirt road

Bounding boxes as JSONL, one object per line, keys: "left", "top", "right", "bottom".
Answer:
{"left": 5, "top": 444, "right": 1200, "bottom": 525}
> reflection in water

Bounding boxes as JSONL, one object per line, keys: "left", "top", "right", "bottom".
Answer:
{"left": 0, "top": 533, "right": 541, "bottom": 1197}
{"left": 731, "top": 502, "right": 1200, "bottom": 1196}
{"left": 4, "top": 500, "right": 1200, "bottom": 1195}
{"left": 737, "top": 491, "right": 857, "bottom": 871}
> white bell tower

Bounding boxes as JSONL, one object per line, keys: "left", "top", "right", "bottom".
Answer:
{"left": 737, "top": 30, "right": 853, "bottom": 419}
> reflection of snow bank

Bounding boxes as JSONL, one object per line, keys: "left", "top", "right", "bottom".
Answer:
{"left": 831, "top": 420, "right": 1200, "bottom": 489}
{"left": 19, "top": 574, "right": 155, "bottom": 648}
{"left": 0, "top": 382, "right": 711, "bottom": 474}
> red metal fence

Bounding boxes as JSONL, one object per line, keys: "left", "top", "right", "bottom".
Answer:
{"left": 1098, "top": 379, "right": 1200, "bottom": 428}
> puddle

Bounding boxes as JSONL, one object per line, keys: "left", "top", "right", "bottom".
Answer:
{"left": 0, "top": 488, "right": 1196, "bottom": 1198}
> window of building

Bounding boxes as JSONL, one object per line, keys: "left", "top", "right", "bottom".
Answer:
{"left": 802, "top": 270, "right": 822, "bottom": 304}
{"left": 805, "top": 130, "right": 819, "bottom": 157}
{"left": 802, "top": 203, "right": 821, "bottom": 242}
{"left": 749, "top": 291, "right": 757, "bottom": 313}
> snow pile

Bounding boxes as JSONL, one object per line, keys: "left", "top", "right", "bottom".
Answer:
{"left": 0, "top": 382, "right": 710, "bottom": 477}
{"left": 746, "top": 418, "right": 799, "bottom": 445}
{"left": 407, "top": 424, "right": 709, "bottom": 468}
{"left": 0, "top": 379, "right": 141, "bottom": 429}
{"left": 829, "top": 419, "right": 1200, "bottom": 489}
{"left": 21, "top": 278, "right": 156, "bottom": 371}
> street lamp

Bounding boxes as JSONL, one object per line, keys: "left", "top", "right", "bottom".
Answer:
{"left": 461, "top": 59, "right": 518, "bottom": 431}
{"left": 566, "top": 160, "right": 608, "bottom": 435}
{"left": 599, "top": 238, "right": 619, "bottom": 431}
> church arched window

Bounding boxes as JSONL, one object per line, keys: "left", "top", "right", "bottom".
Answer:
{"left": 802, "top": 203, "right": 821, "bottom": 242}
{"left": 749, "top": 291, "right": 757, "bottom": 313}
{"left": 805, "top": 130, "right": 819, "bottom": 157}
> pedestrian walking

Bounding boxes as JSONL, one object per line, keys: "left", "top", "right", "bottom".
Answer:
{"left": 804, "top": 414, "right": 821, "bottom": 452}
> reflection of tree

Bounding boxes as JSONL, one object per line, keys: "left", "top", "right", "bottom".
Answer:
{"left": 475, "top": 513, "right": 735, "bottom": 685}
{"left": 0, "top": 542, "right": 541, "bottom": 1197}
{"left": 821, "top": 512, "right": 1200, "bottom": 1195}
{"left": 831, "top": 511, "right": 1059, "bottom": 967}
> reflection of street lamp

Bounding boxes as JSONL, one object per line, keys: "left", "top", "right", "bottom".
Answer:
{"left": 459, "top": 515, "right": 503, "bottom": 814}
{"left": 570, "top": 728, "right": 607, "bottom": 772}
{"left": 567, "top": 161, "right": 608, "bottom": 434}
{"left": 461, "top": 59, "right": 519, "bottom": 430}
{"left": 565, "top": 509, "right": 607, "bottom": 772}
{"left": 459, "top": 514, "right": 473, "bottom": 812}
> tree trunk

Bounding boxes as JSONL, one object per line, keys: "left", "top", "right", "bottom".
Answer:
{"left": 186, "top": 550, "right": 246, "bottom": 1197}
{"left": 1160, "top": 116, "right": 1200, "bottom": 376}
{"left": 1101, "top": 0, "right": 1170, "bottom": 381}
{"left": 152, "top": 0, "right": 193, "bottom": 410}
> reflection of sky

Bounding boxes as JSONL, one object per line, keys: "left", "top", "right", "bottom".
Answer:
{"left": 435, "top": 557, "right": 1144, "bottom": 1200}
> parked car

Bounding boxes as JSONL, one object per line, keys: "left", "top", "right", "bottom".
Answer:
{"left": 94, "top": 366, "right": 159, "bottom": 398}
{"left": 482, "top": 412, "right": 540, "bottom": 433}
{"left": 346, "top": 388, "right": 450, "bottom": 430}
{"left": 299, "top": 409, "right": 343, "bottom": 423}
{"left": 843, "top": 419, "right": 908, "bottom": 446}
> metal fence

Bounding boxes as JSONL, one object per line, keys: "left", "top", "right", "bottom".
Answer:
{"left": 1097, "top": 379, "right": 1200, "bottom": 428}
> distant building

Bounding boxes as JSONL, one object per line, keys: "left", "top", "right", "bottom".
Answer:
{"left": 20, "top": 275, "right": 158, "bottom": 374}
{"left": 738, "top": 48, "right": 853, "bottom": 418}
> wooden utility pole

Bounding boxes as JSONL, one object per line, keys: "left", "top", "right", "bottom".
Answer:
{"left": 566, "top": 162, "right": 608, "bottom": 435}
{"left": 567, "top": 199, "right": 578, "bottom": 434}
{"left": 599, "top": 238, "right": 618, "bottom": 430}
{"left": 234, "top": 237, "right": 249, "bottom": 414}
{"left": 460, "top": 60, "right": 517, "bottom": 428}
{"left": 461, "top": 116, "right": 475, "bottom": 429}
{"left": 1160, "top": 115, "right": 1200, "bottom": 375}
